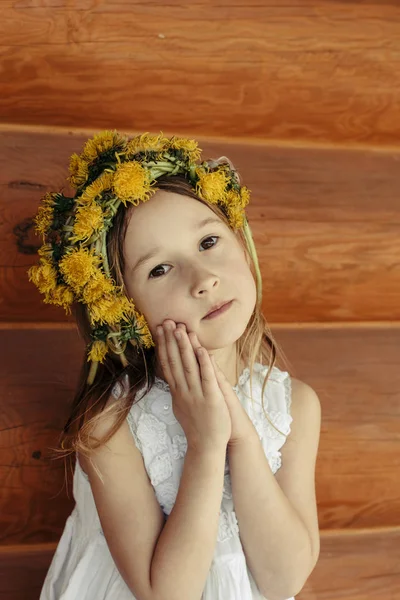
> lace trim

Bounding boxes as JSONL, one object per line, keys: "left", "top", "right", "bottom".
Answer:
{"left": 283, "top": 372, "right": 292, "bottom": 415}
{"left": 124, "top": 364, "right": 291, "bottom": 541}
{"left": 126, "top": 411, "right": 143, "bottom": 454}
{"left": 218, "top": 508, "right": 240, "bottom": 542}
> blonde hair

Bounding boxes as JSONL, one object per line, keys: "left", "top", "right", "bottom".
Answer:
{"left": 54, "top": 166, "right": 292, "bottom": 471}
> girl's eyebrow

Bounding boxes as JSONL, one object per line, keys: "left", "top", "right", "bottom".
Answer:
{"left": 130, "top": 216, "right": 222, "bottom": 274}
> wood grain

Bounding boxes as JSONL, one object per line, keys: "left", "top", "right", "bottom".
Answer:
{"left": 0, "top": 2, "right": 400, "bottom": 145}
{"left": 1, "top": 323, "right": 399, "bottom": 545}
{"left": 1, "top": 126, "right": 399, "bottom": 323}
{"left": 2, "top": 528, "right": 399, "bottom": 600}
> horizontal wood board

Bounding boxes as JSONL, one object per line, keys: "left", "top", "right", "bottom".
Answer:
{"left": 1, "top": 127, "right": 399, "bottom": 323}
{"left": 1, "top": 323, "right": 399, "bottom": 544}
{"left": 1, "top": 528, "right": 399, "bottom": 600}
{"left": 1, "top": 1, "right": 400, "bottom": 146}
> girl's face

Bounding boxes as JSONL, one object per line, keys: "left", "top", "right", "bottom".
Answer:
{"left": 122, "top": 190, "right": 256, "bottom": 358}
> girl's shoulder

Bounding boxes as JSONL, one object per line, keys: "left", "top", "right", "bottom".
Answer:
{"left": 243, "top": 362, "right": 292, "bottom": 415}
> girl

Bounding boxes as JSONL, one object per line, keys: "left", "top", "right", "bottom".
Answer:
{"left": 28, "top": 130, "right": 321, "bottom": 600}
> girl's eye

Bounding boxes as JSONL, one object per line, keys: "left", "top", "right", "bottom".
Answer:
{"left": 148, "top": 236, "right": 220, "bottom": 279}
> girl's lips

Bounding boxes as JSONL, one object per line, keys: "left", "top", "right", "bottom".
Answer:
{"left": 202, "top": 300, "right": 233, "bottom": 319}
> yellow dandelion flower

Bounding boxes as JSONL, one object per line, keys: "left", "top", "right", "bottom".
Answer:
{"left": 76, "top": 171, "right": 115, "bottom": 206}
{"left": 68, "top": 153, "right": 90, "bottom": 189}
{"left": 37, "top": 243, "right": 54, "bottom": 259}
{"left": 113, "top": 161, "right": 157, "bottom": 206}
{"left": 239, "top": 186, "right": 251, "bottom": 209}
{"left": 195, "top": 168, "right": 229, "bottom": 204}
{"left": 224, "top": 188, "right": 241, "bottom": 208}
{"left": 87, "top": 339, "right": 109, "bottom": 364}
{"left": 137, "top": 319, "right": 155, "bottom": 348}
{"left": 226, "top": 205, "right": 245, "bottom": 230}
{"left": 168, "top": 137, "right": 202, "bottom": 162}
{"left": 81, "top": 130, "right": 128, "bottom": 163}
{"left": 82, "top": 270, "right": 115, "bottom": 304}
{"left": 128, "top": 311, "right": 155, "bottom": 349}
{"left": 45, "top": 285, "right": 75, "bottom": 315}
{"left": 125, "top": 132, "right": 169, "bottom": 156}
{"left": 59, "top": 247, "right": 101, "bottom": 293}
{"left": 70, "top": 203, "right": 105, "bottom": 244}
{"left": 27, "top": 260, "right": 58, "bottom": 295}
{"left": 88, "top": 295, "right": 133, "bottom": 327}
{"left": 33, "top": 192, "right": 57, "bottom": 238}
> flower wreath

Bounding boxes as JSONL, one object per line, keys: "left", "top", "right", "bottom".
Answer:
{"left": 28, "top": 130, "right": 261, "bottom": 385}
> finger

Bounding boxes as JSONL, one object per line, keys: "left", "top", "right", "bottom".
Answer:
{"left": 163, "top": 321, "right": 188, "bottom": 391}
{"left": 186, "top": 333, "right": 221, "bottom": 396}
{"left": 173, "top": 328, "right": 204, "bottom": 394}
{"left": 195, "top": 346, "right": 222, "bottom": 397}
{"left": 156, "top": 325, "right": 174, "bottom": 386}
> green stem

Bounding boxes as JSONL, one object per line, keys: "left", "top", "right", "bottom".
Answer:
{"left": 242, "top": 216, "right": 263, "bottom": 308}
{"left": 87, "top": 359, "right": 99, "bottom": 386}
{"left": 101, "top": 231, "right": 111, "bottom": 277}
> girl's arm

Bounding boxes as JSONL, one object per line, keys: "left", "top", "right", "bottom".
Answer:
{"left": 228, "top": 379, "right": 321, "bottom": 599}
{"left": 81, "top": 416, "right": 226, "bottom": 600}
{"left": 151, "top": 444, "right": 226, "bottom": 600}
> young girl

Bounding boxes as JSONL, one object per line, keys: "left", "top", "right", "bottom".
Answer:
{"left": 29, "top": 130, "right": 321, "bottom": 600}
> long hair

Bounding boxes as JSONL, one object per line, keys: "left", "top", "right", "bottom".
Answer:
{"left": 55, "top": 168, "right": 291, "bottom": 470}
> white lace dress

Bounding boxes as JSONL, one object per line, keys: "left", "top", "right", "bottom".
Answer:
{"left": 40, "top": 363, "right": 294, "bottom": 600}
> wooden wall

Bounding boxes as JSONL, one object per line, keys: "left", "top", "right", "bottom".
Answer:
{"left": 1, "top": 1, "right": 399, "bottom": 598}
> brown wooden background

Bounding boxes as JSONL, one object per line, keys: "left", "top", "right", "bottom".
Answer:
{"left": 1, "top": 1, "right": 400, "bottom": 599}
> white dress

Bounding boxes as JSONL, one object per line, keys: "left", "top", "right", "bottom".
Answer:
{"left": 40, "top": 363, "right": 294, "bottom": 600}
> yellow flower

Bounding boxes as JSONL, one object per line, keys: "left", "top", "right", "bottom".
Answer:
{"left": 37, "top": 243, "right": 54, "bottom": 259}
{"left": 88, "top": 294, "right": 134, "bottom": 326}
{"left": 87, "top": 339, "right": 109, "bottom": 363}
{"left": 82, "top": 270, "right": 115, "bottom": 304}
{"left": 27, "top": 259, "right": 58, "bottom": 295}
{"left": 168, "top": 136, "right": 202, "bottom": 162}
{"left": 195, "top": 168, "right": 229, "bottom": 204}
{"left": 45, "top": 284, "right": 75, "bottom": 315}
{"left": 126, "top": 311, "right": 154, "bottom": 350}
{"left": 226, "top": 205, "right": 245, "bottom": 230}
{"left": 134, "top": 313, "right": 155, "bottom": 348}
{"left": 34, "top": 192, "right": 56, "bottom": 238}
{"left": 59, "top": 247, "right": 101, "bottom": 293}
{"left": 125, "top": 132, "right": 170, "bottom": 156}
{"left": 70, "top": 203, "right": 105, "bottom": 244}
{"left": 68, "top": 153, "right": 90, "bottom": 189}
{"left": 113, "top": 161, "right": 157, "bottom": 206}
{"left": 81, "top": 130, "right": 128, "bottom": 163}
{"left": 223, "top": 188, "right": 241, "bottom": 208}
{"left": 239, "top": 186, "right": 251, "bottom": 209}
{"left": 76, "top": 171, "right": 115, "bottom": 206}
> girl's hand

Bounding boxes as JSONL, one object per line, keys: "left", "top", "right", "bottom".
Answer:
{"left": 162, "top": 321, "right": 256, "bottom": 447}
{"left": 209, "top": 355, "right": 256, "bottom": 447}
{"left": 156, "top": 320, "right": 232, "bottom": 452}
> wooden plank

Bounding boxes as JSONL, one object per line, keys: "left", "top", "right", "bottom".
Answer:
{"left": 1, "top": 324, "right": 399, "bottom": 544}
{"left": 0, "top": 543, "right": 56, "bottom": 600}
{"left": 272, "top": 323, "right": 400, "bottom": 530}
{"left": 1, "top": 126, "right": 400, "bottom": 323}
{"left": 2, "top": 527, "right": 400, "bottom": 600}
{"left": 1, "top": 2, "right": 400, "bottom": 145}
{"left": 301, "top": 527, "right": 400, "bottom": 600}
